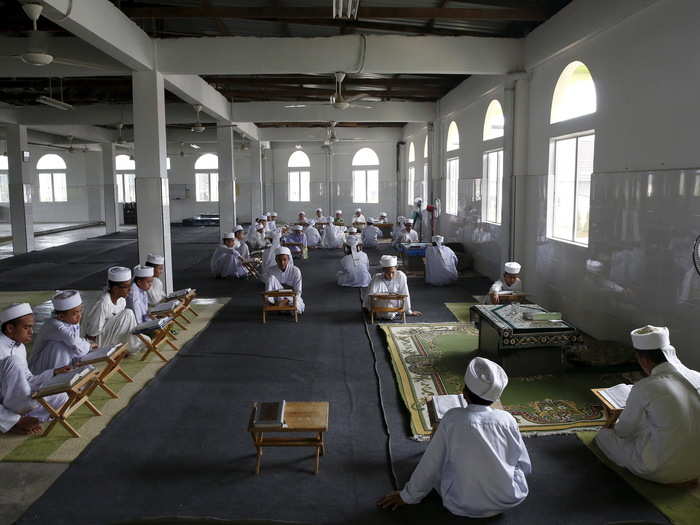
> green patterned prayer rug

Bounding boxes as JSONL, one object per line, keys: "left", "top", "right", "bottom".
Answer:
{"left": 380, "top": 322, "right": 633, "bottom": 439}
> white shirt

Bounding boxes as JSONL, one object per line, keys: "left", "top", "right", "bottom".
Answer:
{"left": 489, "top": 278, "right": 522, "bottom": 295}
{"left": 401, "top": 405, "right": 531, "bottom": 518}
{"left": 364, "top": 270, "right": 413, "bottom": 314}
{"left": 596, "top": 362, "right": 700, "bottom": 484}
{"left": 361, "top": 225, "right": 382, "bottom": 248}
{"left": 84, "top": 292, "right": 126, "bottom": 339}
{"left": 397, "top": 229, "right": 419, "bottom": 244}
{"left": 337, "top": 252, "right": 371, "bottom": 288}
{"left": 352, "top": 214, "right": 366, "bottom": 224}
{"left": 126, "top": 282, "right": 150, "bottom": 324}
{"left": 425, "top": 245, "right": 458, "bottom": 286}
{"left": 29, "top": 319, "right": 92, "bottom": 373}
{"left": 147, "top": 277, "right": 166, "bottom": 305}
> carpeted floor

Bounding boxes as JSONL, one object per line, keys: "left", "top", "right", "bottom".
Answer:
{"left": 9, "top": 233, "right": 670, "bottom": 524}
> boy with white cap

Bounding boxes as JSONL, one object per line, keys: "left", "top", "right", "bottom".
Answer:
{"left": 283, "top": 224, "right": 307, "bottom": 258}
{"left": 304, "top": 219, "right": 321, "bottom": 248}
{"left": 378, "top": 357, "right": 531, "bottom": 517}
{"left": 361, "top": 218, "right": 382, "bottom": 249}
{"left": 314, "top": 208, "right": 328, "bottom": 224}
{"left": 211, "top": 233, "right": 248, "bottom": 279}
{"left": 397, "top": 219, "right": 419, "bottom": 244}
{"left": 145, "top": 253, "right": 166, "bottom": 305}
{"left": 425, "top": 236, "right": 458, "bottom": 286}
{"left": 337, "top": 236, "right": 371, "bottom": 288}
{"left": 333, "top": 210, "right": 344, "bottom": 226}
{"left": 321, "top": 223, "right": 345, "bottom": 250}
{"left": 378, "top": 212, "right": 389, "bottom": 224}
{"left": 247, "top": 220, "right": 267, "bottom": 251}
{"left": 29, "top": 291, "right": 93, "bottom": 374}
{"left": 268, "top": 212, "right": 278, "bottom": 231}
{"left": 489, "top": 262, "right": 522, "bottom": 304}
{"left": 126, "top": 265, "right": 155, "bottom": 324}
{"left": 364, "top": 255, "right": 422, "bottom": 318}
{"left": 0, "top": 303, "right": 70, "bottom": 434}
{"left": 262, "top": 230, "right": 293, "bottom": 278}
{"left": 265, "top": 247, "right": 305, "bottom": 313}
{"left": 83, "top": 266, "right": 142, "bottom": 352}
{"left": 352, "top": 208, "right": 366, "bottom": 226}
{"left": 595, "top": 325, "right": 700, "bottom": 484}
{"left": 391, "top": 216, "right": 406, "bottom": 239}
{"left": 234, "top": 225, "right": 250, "bottom": 259}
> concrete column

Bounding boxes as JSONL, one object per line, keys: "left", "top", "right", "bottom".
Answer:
{"left": 132, "top": 71, "right": 173, "bottom": 293}
{"left": 249, "top": 140, "right": 263, "bottom": 220}
{"left": 425, "top": 123, "right": 434, "bottom": 239}
{"left": 217, "top": 124, "right": 236, "bottom": 237}
{"left": 101, "top": 143, "right": 119, "bottom": 234}
{"left": 6, "top": 125, "right": 34, "bottom": 254}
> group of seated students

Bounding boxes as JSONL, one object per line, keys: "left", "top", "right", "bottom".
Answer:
{"left": 0, "top": 253, "right": 169, "bottom": 436}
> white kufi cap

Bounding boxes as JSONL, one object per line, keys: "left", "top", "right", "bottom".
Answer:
{"left": 146, "top": 253, "right": 164, "bottom": 265}
{"left": 52, "top": 290, "right": 82, "bottom": 311}
{"left": 234, "top": 225, "right": 244, "bottom": 233}
{"left": 347, "top": 227, "right": 358, "bottom": 233}
{"left": 367, "top": 217, "right": 376, "bottom": 223}
{"left": 108, "top": 266, "right": 131, "bottom": 282}
{"left": 504, "top": 261, "right": 521, "bottom": 274}
{"left": 292, "top": 225, "right": 303, "bottom": 231}
{"left": 133, "top": 265, "right": 154, "bottom": 278}
{"left": 223, "top": 232, "right": 236, "bottom": 239}
{"left": 316, "top": 208, "right": 323, "bottom": 213}
{"left": 380, "top": 255, "right": 398, "bottom": 268}
{"left": 335, "top": 210, "right": 342, "bottom": 215}
{"left": 380, "top": 212, "right": 387, "bottom": 217}
{"left": 465, "top": 357, "right": 508, "bottom": 402}
{"left": 355, "top": 208, "right": 362, "bottom": 213}
{"left": 405, "top": 219, "right": 414, "bottom": 225}
{"left": 432, "top": 235, "right": 444, "bottom": 244}
{"left": 0, "top": 303, "right": 33, "bottom": 324}
{"left": 275, "top": 246, "right": 292, "bottom": 257}
{"left": 271, "top": 212, "right": 278, "bottom": 216}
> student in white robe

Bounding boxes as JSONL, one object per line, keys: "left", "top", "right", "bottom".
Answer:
{"left": 321, "top": 224, "right": 345, "bottom": 249}
{"left": 262, "top": 230, "right": 292, "bottom": 275}
{"left": 296, "top": 211, "right": 307, "bottom": 224}
{"left": 283, "top": 225, "right": 307, "bottom": 258}
{"left": 234, "top": 225, "right": 250, "bottom": 259}
{"left": 344, "top": 227, "right": 360, "bottom": 243}
{"left": 364, "top": 255, "right": 422, "bottom": 319}
{"left": 596, "top": 325, "right": 700, "bottom": 484}
{"left": 268, "top": 212, "right": 279, "bottom": 231}
{"left": 247, "top": 221, "right": 267, "bottom": 251}
{"left": 393, "top": 218, "right": 419, "bottom": 250}
{"left": 392, "top": 216, "right": 406, "bottom": 239}
{"left": 378, "top": 212, "right": 389, "bottom": 224}
{"left": 352, "top": 208, "right": 366, "bottom": 227}
{"left": 489, "top": 262, "right": 522, "bottom": 304}
{"left": 304, "top": 220, "right": 322, "bottom": 248}
{"left": 425, "top": 235, "right": 458, "bottom": 286}
{"left": 0, "top": 304, "right": 70, "bottom": 434}
{"left": 265, "top": 247, "right": 305, "bottom": 314}
{"left": 83, "top": 266, "right": 142, "bottom": 352}
{"left": 29, "top": 291, "right": 93, "bottom": 374}
{"left": 362, "top": 218, "right": 382, "bottom": 249}
{"left": 126, "top": 265, "right": 154, "bottom": 324}
{"left": 145, "top": 253, "right": 166, "bottom": 305}
{"left": 378, "top": 357, "right": 531, "bottom": 517}
{"left": 333, "top": 210, "right": 345, "bottom": 226}
{"left": 211, "top": 233, "right": 248, "bottom": 279}
{"left": 337, "top": 237, "right": 371, "bottom": 288}
{"left": 314, "top": 208, "right": 328, "bottom": 224}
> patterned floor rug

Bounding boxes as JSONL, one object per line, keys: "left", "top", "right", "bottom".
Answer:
{"left": 380, "top": 321, "right": 633, "bottom": 439}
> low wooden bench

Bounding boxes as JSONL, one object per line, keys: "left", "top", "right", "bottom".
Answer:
{"left": 368, "top": 293, "right": 408, "bottom": 324}
{"left": 262, "top": 290, "right": 298, "bottom": 323}
{"left": 135, "top": 319, "right": 179, "bottom": 362}
{"left": 81, "top": 344, "right": 132, "bottom": 399}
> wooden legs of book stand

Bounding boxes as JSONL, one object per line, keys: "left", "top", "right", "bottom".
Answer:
{"left": 251, "top": 431, "right": 326, "bottom": 475}
{"left": 368, "top": 294, "right": 408, "bottom": 325}
{"left": 137, "top": 328, "right": 179, "bottom": 363}
{"left": 35, "top": 372, "right": 101, "bottom": 438}
{"left": 87, "top": 345, "right": 133, "bottom": 399}
{"left": 262, "top": 291, "right": 298, "bottom": 324}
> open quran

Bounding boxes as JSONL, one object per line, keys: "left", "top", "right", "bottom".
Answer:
{"left": 132, "top": 317, "right": 171, "bottom": 336}
{"left": 253, "top": 400, "right": 287, "bottom": 428}
{"left": 165, "top": 288, "right": 193, "bottom": 301}
{"left": 432, "top": 394, "right": 468, "bottom": 420}
{"left": 34, "top": 365, "right": 95, "bottom": 396}
{"left": 597, "top": 383, "right": 633, "bottom": 410}
{"left": 80, "top": 345, "right": 120, "bottom": 364}
{"left": 149, "top": 300, "right": 181, "bottom": 315}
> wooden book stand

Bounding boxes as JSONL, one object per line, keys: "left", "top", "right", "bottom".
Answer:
{"left": 136, "top": 320, "right": 179, "bottom": 362}
{"left": 262, "top": 290, "right": 298, "bottom": 323}
{"left": 81, "top": 344, "right": 132, "bottom": 399}
{"left": 150, "top": 302, "right": 189, "bottom": 331}
{"left": 177, "top": 289, "right": 199, "bottom": 321}
{"left": 32, "top": 369, "right": 101, "bottom": 438}
{"left": 243, "top": 258, "right": 263, "bottom": 280}
{"left": 368, "top": 293, "right": 408, "bottom": 324}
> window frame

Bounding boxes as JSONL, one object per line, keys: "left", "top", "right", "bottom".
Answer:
{"left": 38, "top": 171, "right": 68, "bottom": 203}
{"left": 287, "top": 151, "right": 311, "bottom": 202}
{"left": 351, "top": 147, "right": 380, "bottom": 204}
{"left": 195, "top": 171, "right": 219, "bottom": 202}
{"left": 482, "top": 148, "right": 504, "bottom": 225}
{"left": 445, "top": 157, "right": 459, "bottom": 216}
{"left": 0, "top": 155, "right": 8, "bottom": 203}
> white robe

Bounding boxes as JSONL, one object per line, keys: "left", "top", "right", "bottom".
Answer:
{"left": 147, "top": 277, "right": 166, "bottom": 305}
{"left": 210, "top": 245, "right": 248, "bottom": 278}
{"left": 397, "top": 229, "right": 419, "bottom": 244}
{"left": 261, "top": 234, "right": 294, "bottom": 279}
{"left": 596, "top": 362, "right": 700, "bottom": 484}
{"left": 321, "top": 225, "right": 345, "bottom": 249}
{"left": 364, "top": 271, "right": 413, "bottom": 318}
{"left": 83, "top": 292, "right": 141, "bottom": 351}
{"left": 337, "top": 252, "right": 371, "bottom": 288}
{"left": 247, "top": 230, "right": 267, "bottom": 251}
{"left": 283, "top": 232, "right": 307, "bottom": 257}
{"left": 425, "top": 245, "right": 459, "bottom": 286}
{"left": 265, "top": 265, "right": 305, "bottom": 313}
{"left": 236, "top": 241, "right": 250, "bottom": 260}
{"left": 489, "top": 278, "right": 522, "bottom": 294}
{"left": 361, "top": 225, "right": 382, "bottom": 248}
{"left": 352, "top": 214, "right": 366, "bottom": 225}
{"left": 29, "top": 319, "right": 92, "bottom": 374}
{"left": 305, "top": 224, "right": 322, "bottom": 247}
{"left": 400, "top": 405, "right": 530, "bottom": 518}
{"left": 126, "top": 282, "right": 151, "bottom": 324}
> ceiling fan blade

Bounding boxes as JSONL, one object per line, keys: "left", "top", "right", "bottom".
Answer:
{"left": 0, "top": 55, "right": 22, "bottom": 60}
{"left": 345, "top": 93, "right": 368, "bottom": 103}
{"left": 284, "top": 104, "right": 308, "bottom": 109}
{"left": 349, "top": 104, "right": 374, "bottom": 109}
{"left": 52, "top": 57, "right": 116, "bottom": 71}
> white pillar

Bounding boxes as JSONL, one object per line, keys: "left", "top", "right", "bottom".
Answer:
{"left": 250, "top": 140, "right": 263, "bottom": 220}
{"left": 6, "top": 125, "right": 34, "bottom": 254}
{"left": 101, "top": 143, "right": 119, "bottom": 234}
{"left": 425, "top": 123, "right": 434, "bottom": 239}
{"left": 132, "top": 71, "right": 173, "bottom": 293}
{"left": 217, "top": 124, "right": 236, "bottom": 237}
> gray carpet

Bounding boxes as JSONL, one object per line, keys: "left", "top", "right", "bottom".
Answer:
{"left": 11, "top": 234, "right": 668, "bottom": 524}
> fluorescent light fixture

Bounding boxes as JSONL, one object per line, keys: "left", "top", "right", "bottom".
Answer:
{"left": 189, "top": 143, "right": 200, "bottom": 149}
{"left": 35, "top": 95, "right": 74, "bottom": 111}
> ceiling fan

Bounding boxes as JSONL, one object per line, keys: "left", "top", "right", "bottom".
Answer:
{"left": 322, "top": 121, "right": 370, "bottom": 146}
{"left": 0, "top": 3, "right": 114, "bottom": 70}
{"left": 190, "top": 105, "right": 207, "bottom": 133}
{"left": 285, "top": 72, "right": 374, "bottom": 111}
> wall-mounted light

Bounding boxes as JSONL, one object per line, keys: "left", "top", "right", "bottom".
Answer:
{"left": 295, "top": 144, "right": 303, "bottom": 150}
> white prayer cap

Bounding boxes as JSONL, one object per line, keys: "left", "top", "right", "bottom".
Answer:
{"left": 234, "top": 225, "right": 244, "bottom": 233}
{"left": 504, "top": 261, "right": 521, "bottom": 274}
{"left": 347, "top": 227, "right": 358, "bottom": 234}
{"left": 367, "top": 217, "right": 376, "bottom": 223}
{"left": 271, "top": 212, "right": 278, "bottom": 217}
{"left": 265, "top": 211, "right": 271, "bottom": 216}
{"left": 631, "top": 325, "right": 671, "bottom": 351}
{"left": 0, "top": 303, "right": 33, "bottom": 324}
{"left": 397, "top": 216, "right": 406, "bottom": 221}
{"left": 432, "top": 235, "right": 444, "bottom": 245}
{"left": 258, "top": 215, "right": 268, "bottom": 221}
{"left": 146, "top": 253, "right": 164, "bottom": 265}
{"left": 133, "top": 265, "right": 154, "bottom": 278}
{"left": 465, "top": 357, "right": 508, "bottom": 402}
{"left": 405, "top": 219, "right": 414, "bottom": 225}
{"left": 380, "top": 255, "right": 398, "bottom": 268}
{"left": 292, "top": 225, "right": 303, "bottom": 231}
{"left": 335, "top": 210, "right": 343, "bottom": 215}
{"left": 275, "top": 246, "right": 292, "bottom": 257}
{"left": 108, "top": 266, "right": 132, "bottom": 282}
{"left": 355, "top": 208, "right": 362, "bottom": 213}
{"left": 52, "top": 290, "right": 82, "bottom": 311}
{"left": 380, "top": 212, "right": 387, "bottom": 217}
{"left": 316, "top": 208, "right": 323, "bottom": 213}
{"left": 223, "top": 232, "right": 236, "bottom": 239}
{"left": 299, "top": 211, "right": 306, "bottom": 216}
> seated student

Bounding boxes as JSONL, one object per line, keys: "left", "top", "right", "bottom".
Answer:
{"left": 234, "top": 225, "right": 250, "bottom": 259}
{"left": 211, "top": 232, "right": 248, "bottom": 279}
{"left": 265, "top": 247, "right": 304, "bottom": 314}
{"left": 0, "top": 304, "right": 70, "bottom": 435}
{"left": 248, "top": 221, "right": 267, "bottom": 251}
{"left": 268, "top": 212, "right": 279, "bottom": 231}
{"left": 364, "top": 255, "right": 422, "bottom": 319}
{"left": 391, "top": 216, "right": 406, "bottom": 239}
{"left": 361, "top": 218, "right": 382, "bottom": 249}
{"left": 378, "top": 212, "right": 389, "bottom": 224}
{"left": 145, "top": 253, "right": 166, "bottom": 305}
{"left": 314, "top": 208, "right": 328, "bottom": 224}
{"left": 337, "top": 237, "right": 371, "bottom": 288}
{"left": 283, "top": 225, "right": 307, "bottom": 258}
{"left": 262, "top": 231, "right": 293, "bottom": 277}
{"left": 425, "top": 235, "right": 458, "bottom": 286}
{"left": 344, "top": 226, "right": 361, "bottom": 243}
{"left": 296, "top": 211, "right": 307, "bottom": 224}
{"left": 378, "top": 357, "right": 531, "bottom": 517}
{"left": 596, "top": 325, "right": 700, "bottom": 484}
{"left": 321, "top": 224, "right": 345, "bottom": 250}
{"left": 84, "top": 266, "right": 141, "bottom": 350}
{"left": 352, "top": 208, "right": 366, "bottom": 227}
{"left": 489, "top": 262, "right": 522, "bottom": 304}
{"left": 126, "top": 265, "right": 155, "bottom": 324}
{"left": 393, "top": 218, "right": 418, "bottom": 250}
{"left": 304, "top": 219, "right": 322, "bottom": 248}
{"left": 333, "top": 210, "right": 345, "bottom": 226}
{"left": 29, "top": 291, "right": 93, "bottom": 373}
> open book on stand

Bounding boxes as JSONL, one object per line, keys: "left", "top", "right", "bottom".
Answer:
{"left": 34, "top": 365, "right": 96, "bottom": 396}
{"left": 595, "top": 383, "right": 633, "bottom": 410}
{"left": 432, "top": 394, "right": 468, "bottom": 421}
{"left": 253, "top": 400, "right": 287, "bottom": 428}
{"left": 80, "top": 345, "right": 120, "bottom": 364}
{"left": 165, "top": 288, "right": 193, "bottom": 301}
{"left": 132, "top": 317, "right": 172, "bottom": 336}
{"left": 149, "top": 300, "right": 181, "bottom": 315}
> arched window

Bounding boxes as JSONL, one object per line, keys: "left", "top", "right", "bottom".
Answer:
{"left": 36, "top": 153, "right": 67, "bottom": 202}
{"left": 352, "top": 147, "right": 379, "bottom": 203}
{"left": 547, "top": 61, "right": 596, "bottom": 246}
{"left": 483, "top": 100, "right": 505, "bottom": 141}
{"left": 422, "top": 136, "right": 429, "bottom": 203}
{"left": 288, "top": 150, "right": 311, "bottom": 202}
{"left": 445, "top": 122, "right": 460, "bottom": 215}
{"left": 0, "top": 155, "right": 8, "bottom": 203}
{"left": 550, "top": 61, "right": 597, "bottom": 124}
{"left": 195, "top": 153, "right": 219, "bottom": 202}
{"left": 115, "top": 154, "right": 136, "bottom": 203}
{"left": 407, "top": 142, "right": 416, "bottom": 206}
